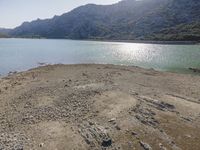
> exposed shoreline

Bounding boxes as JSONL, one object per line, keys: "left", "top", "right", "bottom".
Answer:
{"left": 1, "top": 37, "right": 199, "bottom": 45}
{"left": 0, "top": 64, "right": 200, "bottom": 149}
{"left": 81, "top": 39, "right": 200, "bottom": 45}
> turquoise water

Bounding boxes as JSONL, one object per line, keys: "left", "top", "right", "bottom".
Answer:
{"left": 0, "top": 38, "right": 200, "bottom": 75}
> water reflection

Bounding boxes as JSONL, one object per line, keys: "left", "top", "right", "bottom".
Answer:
{"left": 0, "top": 39, "right": 200, "bottom": 75}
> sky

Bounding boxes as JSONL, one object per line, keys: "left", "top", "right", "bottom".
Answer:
{"left": 0, "top": 0, "right": 119, "bottom": 28}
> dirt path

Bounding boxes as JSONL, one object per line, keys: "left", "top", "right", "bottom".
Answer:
{"left": 0, "top": 64, "right": 200, "bottom": 150}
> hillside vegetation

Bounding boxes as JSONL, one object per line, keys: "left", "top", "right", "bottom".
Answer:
{"left": 148, "top": 22, "right": 200, "bottom": 41}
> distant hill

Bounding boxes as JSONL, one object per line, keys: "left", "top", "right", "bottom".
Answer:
{"left": 0, "top": 28, "right": 11, "bottom": 34}
{"left": 0, "top": 33, "right": 8, "bottom": 38}
{"left": 0, "top": 28, "right": 11, "bottom": 38}
{"left": 9, "top": 0, "right": 200, "bottom": 41}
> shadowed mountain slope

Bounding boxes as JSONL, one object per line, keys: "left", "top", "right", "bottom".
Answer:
{"left": 9, "top": 0, "right": 200, "bottom": 41}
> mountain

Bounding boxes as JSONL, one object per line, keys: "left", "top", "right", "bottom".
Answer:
{"left": 0, "top": 28, "right": 11, "bottom": 34}
{"left": 9, "top": 0, "right": 200, "bottom": 41}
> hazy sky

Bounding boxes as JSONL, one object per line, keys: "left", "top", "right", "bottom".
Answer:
{"left": 0, "top": 0, "right": 119, "bottom": 28}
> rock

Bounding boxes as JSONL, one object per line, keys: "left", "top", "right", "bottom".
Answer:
{"left": 141, "top": 97, "right": 175, "bottom": 112}
{"left": 39, "top": 143, "right": 44, "bottom": 147}
{"left": 128, "top": 141, "right": 133, "bottom": 148}
{"left": 160, "top": 102, "right": 175, "bottom": 110}
{"left": 160, "top": 129, "right": 164, "bottom": 133}
{"left": 189, "top": 68, "right": 200, "bottom": 73}
{"left": 108, "top": 118, "right": 116, "bottom": 122}
{"left": 181, "top": 116, "right": 193, "bottom": 122}
{"left": 115, "top": 125, "right": 121, "bottom": 130}
{"left": 8, "top": 71, "right": 17, "bottom": 75}
{"left": 84, "top": 138, "right": 91, "bottom": 145}
{"left": 151, "top": 100, "right": 175, "bottom": 112}
{"left": 135, "top": 111, "right": 159, "bottom": 128}
{"left": 131, "top": 131, "right": 139, "bottom": 139}
{"left": 0, "top": 145, "right": 3, "bottom": 150}
{"left": 64, "top": 84, "right": 69, "bottom": 87}
{"left": 82, "top": 73, "right": 87, "bottom": 76}
{"left": 14, "top": 144, "right": 23, "bottom": 150}
{"left": 4, "top": 87, "right": 8, "bottom": 90}
{"left": 88, "top": 121, "right": 95, "bottom": 126}
{"left": 185, "top": 134, "right": 192, "bottom": 138}
{"left": 139, "top": 141, "right": 152, "bottom": 150}
{"left": 130, "top": 90, "right": 139, "bottom": 96}
{"left": 101, "top": 138, "right": 112, "bottom": 147}
{"left": 131, "top": 131, "right": 138, "bottom": 136}
{"left": 159, "top": 143, "right": 167, "bottom": 150}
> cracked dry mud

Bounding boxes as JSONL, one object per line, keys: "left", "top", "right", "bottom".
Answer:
{"left": 0, "top": 64, "right": 200, "bottom": 150}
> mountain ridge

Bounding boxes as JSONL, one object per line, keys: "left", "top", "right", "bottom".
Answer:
{"left": 3, "top": 0, "right": 200, "bottom": 41}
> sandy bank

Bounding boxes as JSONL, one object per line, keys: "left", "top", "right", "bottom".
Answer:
{"left": 0, "top": 64, "right": 200, "bottom": 150}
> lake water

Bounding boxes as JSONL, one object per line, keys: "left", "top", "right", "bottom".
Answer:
{"left": 0, "top": 38, "right": 200, "bottom": 76}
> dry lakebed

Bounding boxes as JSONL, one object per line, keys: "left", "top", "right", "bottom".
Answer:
{"left": 0, "top": 64, "right": 200, "bottom": 150}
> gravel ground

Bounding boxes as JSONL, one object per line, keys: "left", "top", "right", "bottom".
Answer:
{"left": 0, "top": 64, "right": 200, "bottom": 150}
